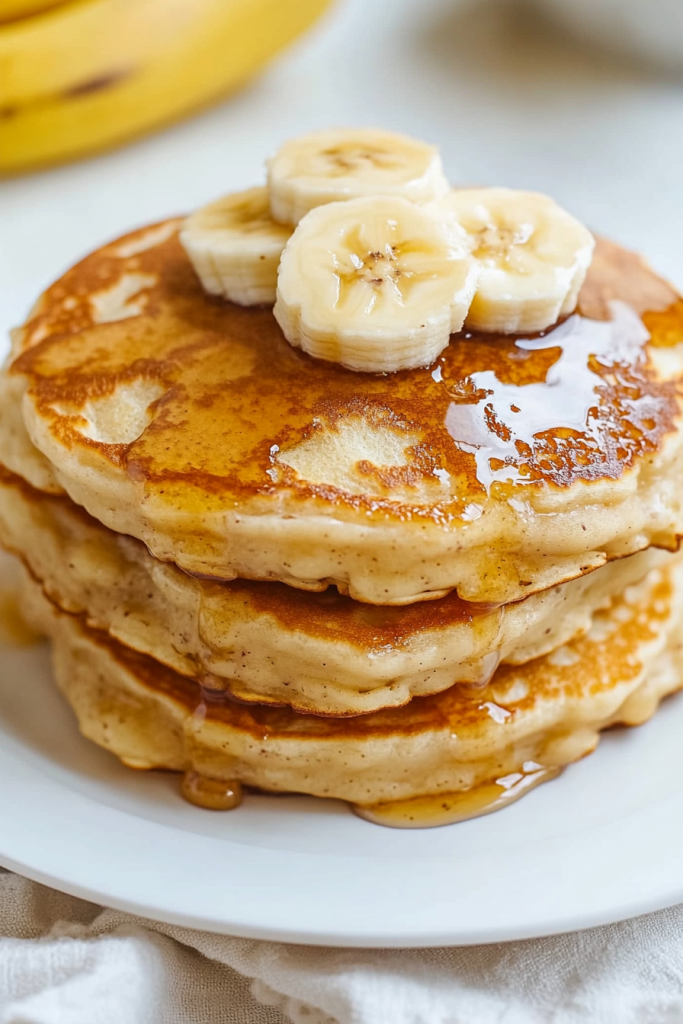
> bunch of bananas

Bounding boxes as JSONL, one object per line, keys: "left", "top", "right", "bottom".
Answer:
{"left": 0, "top": 0, "right": 331, "bottom": 174}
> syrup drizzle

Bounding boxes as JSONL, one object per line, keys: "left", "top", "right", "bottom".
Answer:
{"left": 13, "top": 234, "right": 681, "bottom": 524}
{"left": 353, "top": 763, "right": 561, "bottom": 829}
{"left": 444, "top": 301, "right": 654, "bottom": 492}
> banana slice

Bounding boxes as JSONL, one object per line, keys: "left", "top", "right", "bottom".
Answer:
{"left": 267, "top": 128, "right": 450, "bottom": 226}
{"left": 274, "top": 196, "right": 478, "bottom": 373}
{"left": 180, "top": 187, "right": 291, "bottom": 305}
{"left": 439, "top": 188, "right": 595, "bottom": 334}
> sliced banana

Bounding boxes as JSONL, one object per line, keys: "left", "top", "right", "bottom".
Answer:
{"left": 274, "top": 196, "right": 478, "bottom": 373}
{"left": 267, "top": 128, "right": 450, "bottom": 226}
{"left": 180, "top": 187, "right": 291, "bottom": 305}
{"left": 439, "top": 188, "right": 595, "bottom": 334}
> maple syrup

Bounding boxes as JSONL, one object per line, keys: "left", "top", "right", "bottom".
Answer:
{"left": 180, "top": 770, "right": 243, "bottom": 811}
{"left": 0, "top": 590, "right": 41, "bottom": 646}
{"left": 13, "top": 233, "right": 682, "bottom": 526}
{"left": 354, "top": 764, "right": 561, "bottom": 828}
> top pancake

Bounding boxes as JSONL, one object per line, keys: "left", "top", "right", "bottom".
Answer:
{"left": 7, "top": 220, "right": 683, "bottom": 604}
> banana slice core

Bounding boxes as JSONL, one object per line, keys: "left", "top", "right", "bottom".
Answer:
{"left": 274, "top": 196, "right": 478, "bottom": 373}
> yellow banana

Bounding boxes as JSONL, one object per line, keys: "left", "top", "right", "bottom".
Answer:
{"left": 0, "top": 0, "right": 64, "bottom": 24}
{"left": 0, "top": 0, "right": 332, "bottom": 174}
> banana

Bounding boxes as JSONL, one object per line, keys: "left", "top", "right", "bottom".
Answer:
{"left": 274, "top": 196, "right": 478, "bottom": 373}
{"left": 439, "top": 188, "right": 595, "bottom": 334}
{"left": 0, "top": 0, "right": 196, "bottom": 105}
{"left": 267, "top": 128, "right": 450, "bottom": 226}
{"left": 0, "top": 0, "right": 64, "bottom": 23}
{"left": 0, "top": 0, "right": 331, "bottom": 174}
{"left": 180, "top": 187, "right": 291, "bottom": 305}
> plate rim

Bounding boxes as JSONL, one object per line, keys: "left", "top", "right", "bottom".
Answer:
{"left": 1, "top": 846, "right": 683, "bottom": 948}
{"left": 3, "top": 726, "right": 683, "bottom": 947}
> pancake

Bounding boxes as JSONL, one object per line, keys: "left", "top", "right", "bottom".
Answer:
{"left": 0, "top": 461, "right": 668, "bottom": 716}
{"left": 0, "top": 366, "right": 61, "bottom": 496}
{"left": 18, "top": 558, "right": 683, "bottom": 825}
{"left": 5, "top": 223, "right": 683, "bottom": 605}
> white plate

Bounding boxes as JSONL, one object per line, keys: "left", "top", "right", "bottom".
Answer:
{"left": 2, "top": 633, "right": 683, "bottom": 947}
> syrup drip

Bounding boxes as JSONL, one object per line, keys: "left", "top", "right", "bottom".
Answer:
{"left": 0, "top": 589, "right": 41, "bottom": 647}
{"left": 465, "top": 649, "right": 501, "bottom": 689}
{"left": 353, "top": 763, "right": 561, "bottom": 829}
{"left": 182, "top": 685, "right": 245, "bottom": 810}
{"left": 180, "top": 771, "right": 243, "bottom": 811}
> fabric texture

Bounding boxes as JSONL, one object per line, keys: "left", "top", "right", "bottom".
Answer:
{"left": 0, "top": 870, "right": 682, "bottom": 1023}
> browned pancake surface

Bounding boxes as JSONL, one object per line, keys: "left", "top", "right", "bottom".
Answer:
{"left": 99, "top": 560, "right": 676, "bottom": 740}
{"left": 10, "top": 226, "right": 683, "bottom": 523}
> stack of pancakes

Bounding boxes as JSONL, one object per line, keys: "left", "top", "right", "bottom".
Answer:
{"left": 2, "top": 221, "right": 683, "bottom": 827}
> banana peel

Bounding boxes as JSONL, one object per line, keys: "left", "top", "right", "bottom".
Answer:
{"left": 0, "top": 0, "right": 332, "bottom": 174}
{"left": 0, "top": 0, "right": 65, "bottom": 25}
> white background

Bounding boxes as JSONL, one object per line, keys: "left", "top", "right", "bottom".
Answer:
{"left": 1, "top": 0, "right": 683, "bottom": 350}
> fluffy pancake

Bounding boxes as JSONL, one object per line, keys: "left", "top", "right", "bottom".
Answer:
{"left": 0, "top": 461, "right": 668, "bottom": 716}
{"left": 18, "top": 558, "right": 683, "bottom": 823}
{"left": 4, "top": 224, "right": 683, "bottom": 605}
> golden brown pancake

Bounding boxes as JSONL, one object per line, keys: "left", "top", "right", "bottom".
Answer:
{"left": 0, "top": 461, "right": 668, "bottom": 716}
{"left": 18, "top": 558, "right": 683, "bottom": 825}
{"left": 6, "top": 222, "right": 683, "bottom": 604}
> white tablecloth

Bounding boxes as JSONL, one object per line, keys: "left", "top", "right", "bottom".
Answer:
{"left": 2, "top": 869, "right": 683, "bottom": 1024}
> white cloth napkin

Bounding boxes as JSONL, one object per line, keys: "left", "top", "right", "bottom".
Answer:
{"left": 1, "top": 868, "right": 682, "bottom": 1024}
